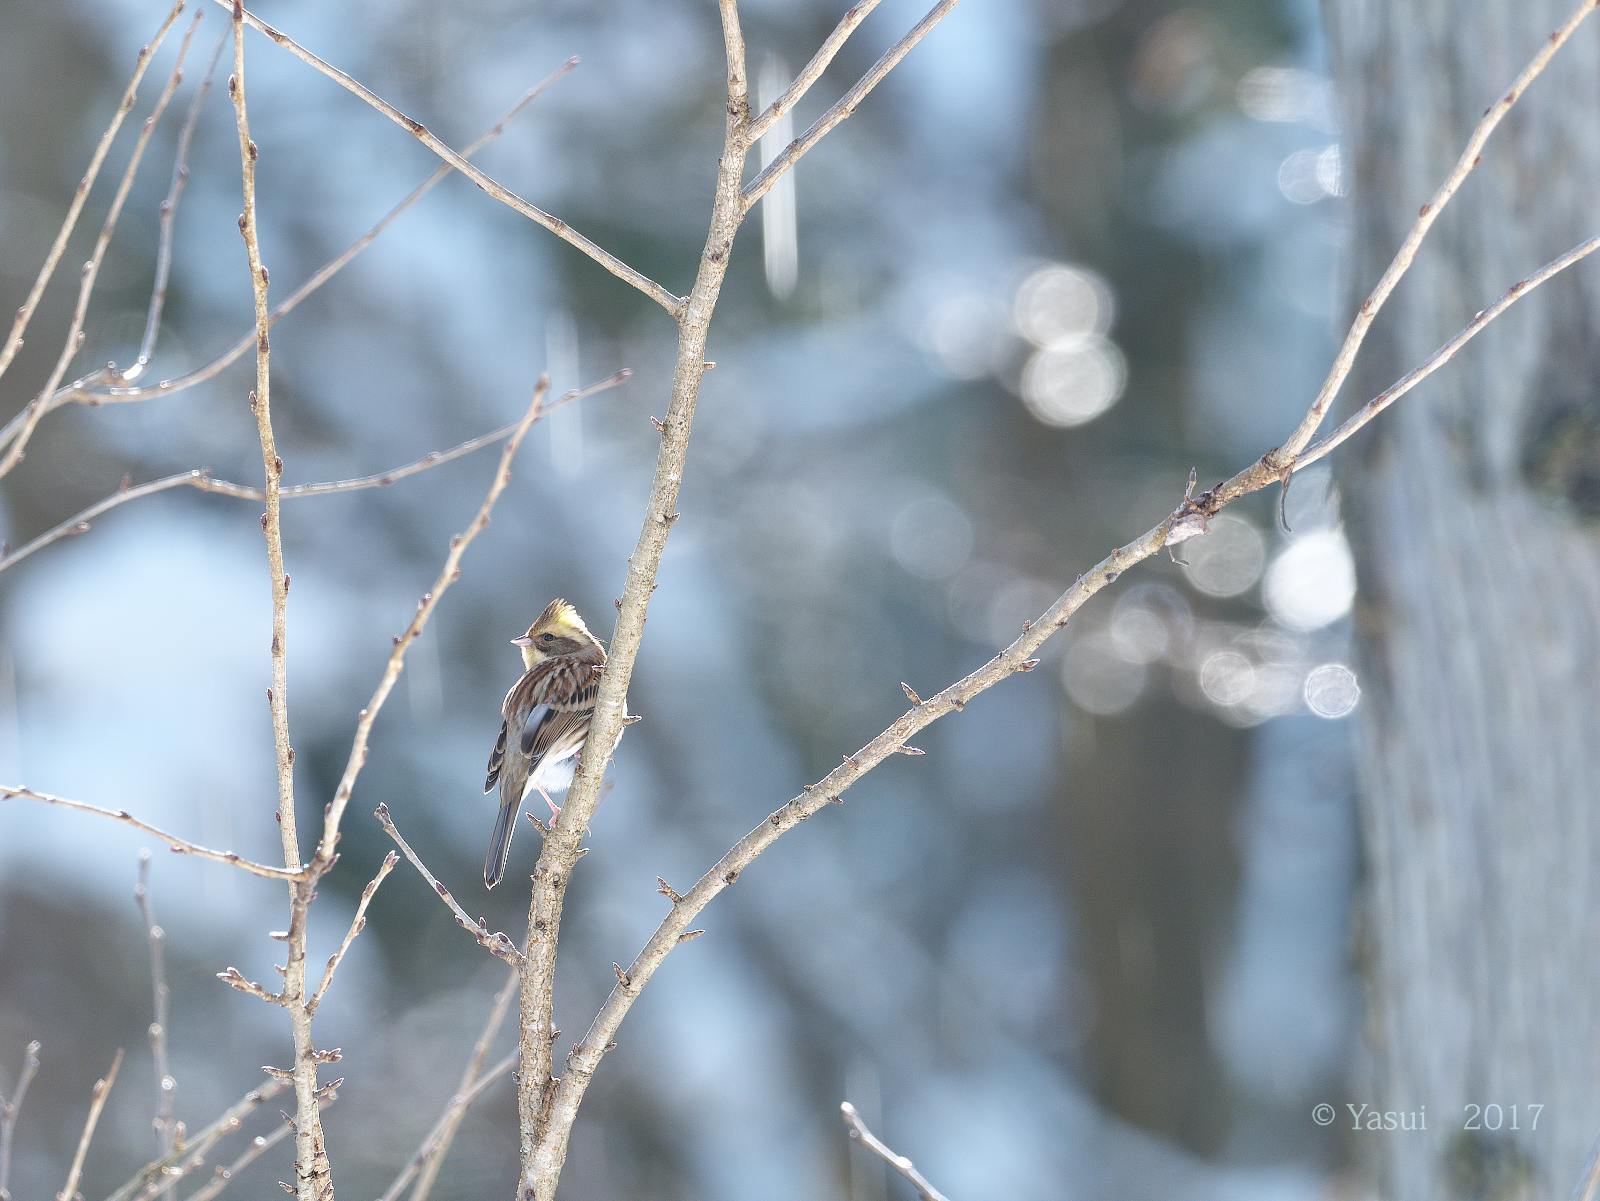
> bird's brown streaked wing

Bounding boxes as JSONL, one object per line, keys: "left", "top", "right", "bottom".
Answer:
{"left": 522, "top": 706, "right": 592, "bottom": 774}
{"left": 501, "top": 659, "right": 597, "bottom": 777}
{"left": 484, "top": 720, "right": 508, "bottom": 793}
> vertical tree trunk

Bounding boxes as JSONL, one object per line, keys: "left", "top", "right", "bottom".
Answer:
{"left": 1325, "top": 2, "right": 1600, "bottom": 1197}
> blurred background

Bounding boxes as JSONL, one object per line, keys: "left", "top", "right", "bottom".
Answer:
{"left": 0, "top": 0, "right": 1364, "bottom": 1197}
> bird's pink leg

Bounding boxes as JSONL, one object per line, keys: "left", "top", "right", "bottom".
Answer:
{"left": 538, "top": 783, "right": 562, "bottom": 819}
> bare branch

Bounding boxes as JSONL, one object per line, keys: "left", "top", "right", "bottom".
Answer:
{"left": 103, "top": 1079, "right": 288, "bottom": 1201}
{"left": 743, "top": 0, "right": 960, "bottom": 208}
{"left": 376, "top": 1053, "right": 516, "bottom": 1201}
{"left": 67, "top": 56, "right": 579, "bottom": 410}
{"left": 408, "top": 969, "right": 519, "bottom": 1201}
{"left": 228, "top": 10, "right": 329, "bottom": 1196}
{"left": 0, "top": 1040, "right": 41, "bottom": 1201}
{"left": 747, "top": 1, "right": 883, "bottom": 142}
{"left": 375, "top": 805, "right": 521, "bottom": 963}
{"left": 1295, "top": 236, "right": 1600, "bottom": 469}
{"left": 0, "top": 472, "right": 204, "bottom": 575}
{"left": 0, "top": 787, "right": 296, "bottom": 880}
{"left": 0, "top": 12, "right": 201, "bottom": 480}
{"left": 1270, "top": 0, "right": 1599, "bottom": 464}
{"left": 231, "top": 0, "right": 295, "bottom": 875}
{"left": 0, "top": 473, "right": 206, "bottom": 575}
{"left": 209, "top": 2, "right": 682, "bottom": 314}
{"left": 134, "top": 855, "right": 177, "bottom": 1155}
{"left": 0, "top": 0, "right": 185, "bottom": 384}
{"left": 0, "top": 371, "right": 622, "bottom": 577}
{"left": 840, "top": 1102, "right": 950, "bottom": 1201}
{"left": 306, "top": 851, "right": 396, "bottom": 1015}
{"left": 122, "top": 31, "right": 228, "bottom": 385}
{"left": 59, "top": 1051, "right": 125, "bottom": 1201}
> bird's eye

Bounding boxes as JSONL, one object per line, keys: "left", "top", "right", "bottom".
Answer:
{"left": 540, "top": 632, "right": 556, "bottom": 644}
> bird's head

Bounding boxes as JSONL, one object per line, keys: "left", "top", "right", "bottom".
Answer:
{"left": 512, "top": 598, "right": 604, "bottom": 667}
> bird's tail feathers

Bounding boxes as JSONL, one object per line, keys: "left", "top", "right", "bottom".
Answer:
{"left": 483, "top": 796, "right": 519, "bottom": 889}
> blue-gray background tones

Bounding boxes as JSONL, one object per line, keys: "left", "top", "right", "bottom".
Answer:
{"left": 0, "top": 0, "right": 1364, "bottom": 1196}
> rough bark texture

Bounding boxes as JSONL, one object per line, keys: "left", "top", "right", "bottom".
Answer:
{"left": 1325, "top": 3, "right": 1600, "bottom": 1198}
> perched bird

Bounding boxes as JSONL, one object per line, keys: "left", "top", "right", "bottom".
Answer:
{"left": 483, "top": 598, "right": 605, "bottom": 889}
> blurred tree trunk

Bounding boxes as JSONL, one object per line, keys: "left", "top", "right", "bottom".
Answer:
{"left": 1325, "top": 2, "right": 1600, "bottom": 1198}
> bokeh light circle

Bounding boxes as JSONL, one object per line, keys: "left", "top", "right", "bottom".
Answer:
{"left": 890, "top": 495, "right": 974, "bottom": 581}
{"left": 1014, "top": 263, "right": 1113, "bottom": 346}
{"left": 1304, "top": 663, "right": 1360, "bottom": 718}
{"left": 1063, "top": 631, "right": 1147, "bottom": 716}
{"left": 1199, "top": 649, "right": 1255, "bottom": 706}
{"left": 1264, "top": 529, "right": 1356, "bottom": 631}
{"left": 1181, "top": 514, "right": 1266, "bottom": 597}
{"left": 1020, "top": 338, "right": 1127, "bottom": 428}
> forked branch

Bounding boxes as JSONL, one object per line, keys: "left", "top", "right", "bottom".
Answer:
{"left": 743, "top": 0, "right": 962, "bottom": 208}
{"left": 1269, "top": 0, "right": 1599, "bottom": 464}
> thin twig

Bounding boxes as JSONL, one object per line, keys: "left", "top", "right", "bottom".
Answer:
{"left": 0, "top": 473, "right": 208, "bottom": 575}
{"left": 215, "top": 966, "right": 278, "bottom": 1005}
{"left": 103, "top": 1079, "right": 287, "bottom": 1201}
{"left": 135, "top": 854, "right": 177, "bottom": 1154}
{"left": 208, "top": 2, "right": 681, "bottom": 314}
{"left": 374, "top": 805, "right": 521, "bottom": 963}
{"left": 141, "top": 1091, "right": 333, "bottom": 1201}
{"left": 180, "top": 1119, "right": 292, "bottom": 1201}
{"left": 0, "top": 373, "right": 616, "bottom": 577}
{"left": 0, "top": 787, "right": 296, "bottom": 880}
{"left": 747, "top": 0, "right": 883, "bottom": 142}
{"left": 0, "top": 1041, "right": 41, "bottom": 1201}
{"left": 59, "top": 1051, "right": 125, "bottom": 1201}
{"left": 0, "top": 12, "right": 201, "bottom": 480}
{"left": 743, "top": 0, "right": 960, "bottom": 208}
{"left": 840, "top": 1102, "right": 950, "bottom": 1201}
{"left": 1270, "top": 0, "right": 1599, "bottom": 465}
{"left": 122, "top": 30, "right": 228, "bottom": 384}
{"left": 0, "top": 0, "right": 185, "bottom": 384}
{"left": 67, "top": 56, "right": 579, "bottom": 409}
{"left": 306, "top": 851, "right": 397, "bottom": 1015}
{"left": 375, "top": 1053, "right": 516, "bottom": 1201}
{"left": 408, "top": 968, "right": 520, "bottom": 1201}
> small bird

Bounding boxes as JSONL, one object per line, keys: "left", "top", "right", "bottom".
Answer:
{"left": 483, "top": 598, "right": 605, "bottom": 889}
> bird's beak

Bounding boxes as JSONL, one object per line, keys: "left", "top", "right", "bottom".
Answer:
{"left": 510, "top": 636, "right": 534, "bottom": 647}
